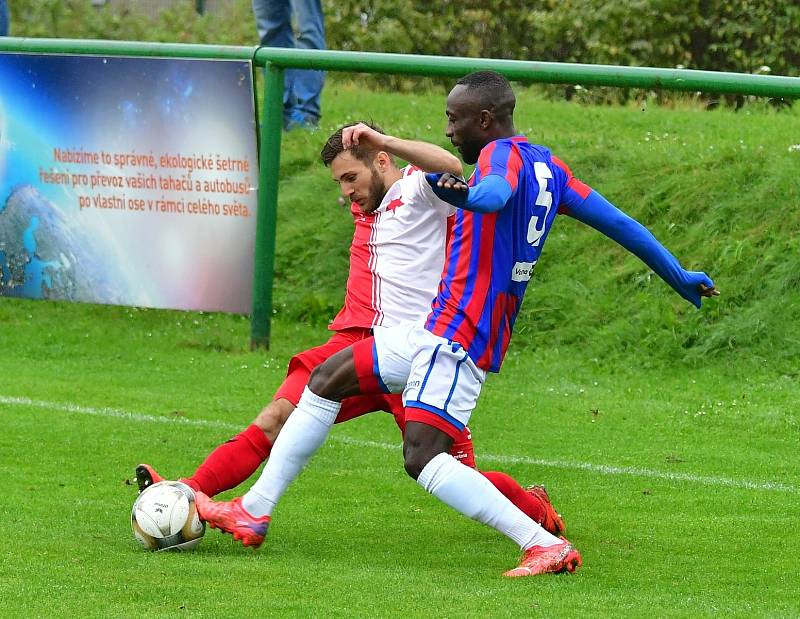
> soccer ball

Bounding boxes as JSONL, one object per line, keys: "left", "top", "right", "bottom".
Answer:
{"left": 131, "top": 480, "right": 205, "bottom": 551}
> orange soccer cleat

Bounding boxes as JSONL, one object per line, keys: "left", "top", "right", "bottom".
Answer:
{"left": 134, "top": 463, "right": 165, "bottom": 493}
{"left": 526, "top": 485, "right": 566, "bottom": 536}
{"left": 194, "top": 493, "right": 270, "bottom": 548}
{"left": 503, "top": 537, "right": 582, "bottom": 577}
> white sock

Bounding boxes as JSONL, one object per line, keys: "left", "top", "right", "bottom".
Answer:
{"left": 242, "top": 387, "right": 340, "bottom": 517}
{"left": 417, "top": 453, "right": 560, "bottom": 550}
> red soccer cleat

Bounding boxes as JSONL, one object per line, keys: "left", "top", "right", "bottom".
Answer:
{"left": 194, "top": 492, "right": 270, "bottom": 548}
{"left": 135, "top": 463, "right": 165, "bottom": 493}
{"left": 526, "top": 485, "right": 566, "bottom": 536}
{"left": 503, "top": 537, "right": 582, "bottom": 577}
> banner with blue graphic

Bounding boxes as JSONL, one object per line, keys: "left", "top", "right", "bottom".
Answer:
{"left": 0, "top": 53, "right": 258, "bottom": 313}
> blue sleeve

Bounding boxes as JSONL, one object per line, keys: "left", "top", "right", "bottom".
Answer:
{"left": 566, "top": 190, "right": 714, "bottom": 308}
{"left": 425, "top": 173, "right": 511, "bottom": 213}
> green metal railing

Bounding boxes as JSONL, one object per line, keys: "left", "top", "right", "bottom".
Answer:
{"left": 2, "top": 37, "right": 800, "bottom": 347}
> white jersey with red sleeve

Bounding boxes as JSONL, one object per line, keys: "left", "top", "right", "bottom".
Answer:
{"left": 329, "top": 166, "right": 455, "bottom": 331}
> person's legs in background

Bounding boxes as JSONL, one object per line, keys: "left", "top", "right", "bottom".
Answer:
{"left": 252, "top": 0, "right": 298, "bottom": 128}
{"left": 0, "top": 0, "right": 10, "bottom": 37}
{"left": 252, "top": 0, "right": 325, "bottom": 129}
{"left": 286, "top": 0, "right": 325, "bottom": 126}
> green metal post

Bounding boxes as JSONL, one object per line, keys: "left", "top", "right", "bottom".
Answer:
{"left": 1, "top": 40, "right": 798, "bottom": 100}
{"left": 253, "top": 48, "right": 800, "bottom": 100}
{"left": 0, "top": 37, "right": 254, "bottom": 61}
{"left": 249, "top": 62, "right": 284, "bottom": 349}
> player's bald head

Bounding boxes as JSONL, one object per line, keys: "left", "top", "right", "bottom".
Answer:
{"left": 444, "top": 71, "right": 516, "bottom": 163}
{"left": 451, "top": 71, "right": 515, "bottom": 123}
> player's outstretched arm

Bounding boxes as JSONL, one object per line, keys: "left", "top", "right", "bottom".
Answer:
{"left": 566, "top": 190, "right": 719, "bottom": 307}
{"left": 343, "top": 123, "right": 462, "bottom": 176}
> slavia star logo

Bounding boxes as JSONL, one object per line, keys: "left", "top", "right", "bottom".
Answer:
{"left": 386, "top": 198, "right": 404, "bottom": 213}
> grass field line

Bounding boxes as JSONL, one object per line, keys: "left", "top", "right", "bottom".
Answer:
{"left": 3, "top": 394, "right": 795, "bottom": 494}
{"left": 334, "top": 436, "right": 796, "bottom": 493}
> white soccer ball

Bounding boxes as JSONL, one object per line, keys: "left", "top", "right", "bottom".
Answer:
{"left": 131, "top": 480, "right": 205, "bottom": 551}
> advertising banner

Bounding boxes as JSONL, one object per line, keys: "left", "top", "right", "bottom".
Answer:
{"left": 0, "top": 53, "right": 259, "bottom": 313}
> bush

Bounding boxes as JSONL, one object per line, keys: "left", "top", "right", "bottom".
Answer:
{"left": 324, "top": 0, "right": 799, "bottom": 102}
{"left": 7, "top": 0, "right": 255, "bottom": 44}
{"left": 10, "top": 0, "right": 798, "bottom": 81}
{"left": 325, "top": 0, "right": 799, "bottom": 75}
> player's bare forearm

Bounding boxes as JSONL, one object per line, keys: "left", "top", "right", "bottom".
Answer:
{"left": 382, "top": 136, "right": 463, "bottom": 176}
{"left": 342, "top": 122, "right": 462, "bottom": 176}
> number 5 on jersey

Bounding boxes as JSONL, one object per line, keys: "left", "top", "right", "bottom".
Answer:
{"left": 526, "top": 162, "right": 553, "bottom": 247}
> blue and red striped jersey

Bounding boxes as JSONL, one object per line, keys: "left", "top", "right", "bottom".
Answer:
{"left": 425, "top": 136, "right": 591, "bottom": 372}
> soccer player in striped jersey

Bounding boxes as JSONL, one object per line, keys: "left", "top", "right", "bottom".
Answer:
{"left": 195, "top": 73, "right": 718, "bottom": 577}
{"left": 137, "top": 121, "right": 566, "bottom": 536}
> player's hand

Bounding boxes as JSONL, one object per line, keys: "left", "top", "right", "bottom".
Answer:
{"left": 682, "top": 271, "right": 719, "bottom": 308}
{"left": 431, "top": 172, "right": 468, "bottom": 191}
{"left": 698, "top": 282, "right": 720, "bottom": 298}
{"left": 425, "top": 173, "right": 469, "bottom": 208}
{"left": 342, "top": 123, "right": 388, "bottom": 150}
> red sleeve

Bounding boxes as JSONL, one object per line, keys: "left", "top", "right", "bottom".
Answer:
{"left": 477, "top": 141, "right": 523, "bottom": 192}
{"left": 551, "top": 155, "right": 592, "bottom": 214}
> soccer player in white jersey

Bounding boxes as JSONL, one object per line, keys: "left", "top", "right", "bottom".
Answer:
{"left": 136, "top": 121, "right": 566, "bottom": 536}
{"left": 195, "top": 73, "right": 718, "bottom": 577}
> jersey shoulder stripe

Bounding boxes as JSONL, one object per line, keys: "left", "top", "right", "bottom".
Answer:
{"left": 551, "top": 155, "right": 591, "bottom": 200}
{"left": 477, "top": 139, "right": 523, "bottom": 192}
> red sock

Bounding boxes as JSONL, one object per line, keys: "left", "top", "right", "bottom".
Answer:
{"left": 449, "top": 427, "right": 476, "bottom": 468}
{"left": 181, "top": 424, "right": 272, "bottom": 497}
{"left": 481, "top": 470, "right": 546, "bottom": 524}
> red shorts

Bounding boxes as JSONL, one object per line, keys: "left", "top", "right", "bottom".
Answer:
{"left": 274, "top": 328, "right": 404, "bottom": 422}
{"left": 274, "top": 328, "right": 475, "bottom": 467}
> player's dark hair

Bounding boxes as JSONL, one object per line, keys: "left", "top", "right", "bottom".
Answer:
{"left": 455, "top": 70, "right": 516, "bottom": 122}
{"left": 320, "top": 121, "right": 387, "bottom": 167}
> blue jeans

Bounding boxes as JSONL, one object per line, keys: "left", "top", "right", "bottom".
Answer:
{"left": 252, "top": 0, "right": 325, "bottom": 126}
{"left": 0, "top": 0, "right": 9, "bottom": 37}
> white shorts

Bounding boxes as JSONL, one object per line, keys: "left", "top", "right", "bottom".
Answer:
{"left": 371, "top": 322, "right": 486, "bottom": 431}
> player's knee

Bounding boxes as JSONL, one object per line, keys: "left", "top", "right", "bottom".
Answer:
{"left": 307, "top": 350, "right": 359, "bottom": 401}
{"left": 254, "top": 399, "right": 294, "bottom": 441}
{"left": 403, "top": 444, "right": 439, "bottom": 480}
{"left": 403, "top": 453, "right": 425, "bottom": 480}
{"left": 307, "top": 362, "right": 338, "bottom": 399}
{"left": 403, "top": 421, "right": 455, "bottom": 480}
